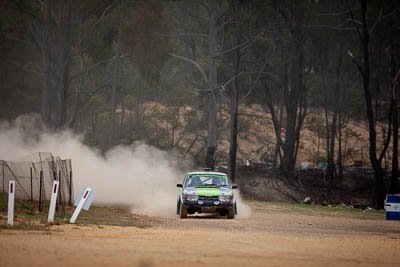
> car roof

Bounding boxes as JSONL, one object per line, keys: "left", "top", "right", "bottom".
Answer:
{"left": 186, "top": 171, "right": 228, "bottom": 176}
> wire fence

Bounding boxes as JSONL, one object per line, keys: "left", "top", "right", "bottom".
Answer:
{"left": 1, "top": 152, "right": 73, "bottom": 211}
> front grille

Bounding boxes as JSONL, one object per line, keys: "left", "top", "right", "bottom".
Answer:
{"left": 198, "top": 196, "right": 219, "bottom": 201}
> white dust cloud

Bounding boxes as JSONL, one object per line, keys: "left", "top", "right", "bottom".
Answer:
{"left": 0, "top": 114, "right": 251, "bottom": 218}
{"left": 235, "top": 194, "right": 251, "bottom": 219}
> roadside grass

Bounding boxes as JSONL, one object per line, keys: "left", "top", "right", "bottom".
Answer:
{"left": 65, "top": 205, "right": 149, "bottom": 228}
{"left": 0, "top": 221, "right": 51, "bottom": 231}
{"left": 245, "top": 199, "right": 386, "bottom": 220}
{"left": 0, "top": 192, "right": 149, "bottom": 230}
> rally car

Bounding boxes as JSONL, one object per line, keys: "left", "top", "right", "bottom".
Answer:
{"left": 176, "top": 171, "right": 238, "bottom": 219}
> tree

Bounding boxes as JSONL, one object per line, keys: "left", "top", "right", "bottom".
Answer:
{"left": 54, "top": 0, "right": 73, "bottom": 129}
{"left": 263, "top": 0, "right": 312, "bottom": 170}
{"left": 227, "top": 0, "right": 242, "bottom": 182}
{"left": 348, "top": 0, "right": 393, "bottom": 209}
{"left": 109, "top": 0, "right": 123, "bottom": 149}
{"left": 169, "top": 0, "right": 225, "bottom": 170}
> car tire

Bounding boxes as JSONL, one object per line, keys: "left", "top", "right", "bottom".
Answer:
{"left": 227, "top": 208, "right": 235, "bottom": 219}
{"left": 176, "top": 199, "right": 180, "bottom": 215}
{"left": 179, "top": 202, "right": 187, "bottom": 219}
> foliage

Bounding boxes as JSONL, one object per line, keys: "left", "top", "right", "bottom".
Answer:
{"left": 0, "top": 0, "right": 399, "bottom": 188}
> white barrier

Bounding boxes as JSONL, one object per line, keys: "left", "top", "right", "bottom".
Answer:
{"left": 47, "top": 181, "right": 60, "bottom": 223}
{"left": 8, "top": 181, "right": 15, "bottom": 226}
{"left": 69, "top": 187, "right": 96, "bottom": 224}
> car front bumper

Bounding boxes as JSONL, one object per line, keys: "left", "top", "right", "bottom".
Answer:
{"left": 182, "top": 200, "right": 234, "bottom": 213}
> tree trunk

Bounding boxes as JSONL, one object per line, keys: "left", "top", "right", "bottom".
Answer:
{"left": 206, "top": 0, "right": 218, "bottom": 170}
{"left": 273, "top": 87, "right": 284, "bottom": 168}
{"left": 294, "top": 91, "right": 307, "bottom": 166}
{"left": 272, "top": 28, "right": 287, "bottom": 168}
{"left": 228, "top": 0, "right": 242, "bottom": 182}
{"left": 109, "top": 0, "right": 123, "bottom": 149}
{"left": 389, "top": 18, "right": 399, "bottom": 194}
{"left": 327, "top": 110, "right": 338, "bottom": 192}
{"left": 360, "top": 0, "right": 385, "bottom": 209}
{"left": 41, "top": 0, "right": 51, "bottom": 126}
{"left": 55, "top": 0, "right": 72, "bottom": 129}
{"left": 390, "top": 101, "right": 398, "bottom": 193}
{"left": 327, "top": 42, "right": 343, "bottom": 193}
{"left": 337, "top": 113, "right": 343, "bottom": 179}
{"left": 324, "top": 105, "right": 330, "bottom": 166}
{"left": 69, "top": 22, "right": 84, "bottom": 129}
{"left": 280, "top": 3, "right": 306, "bottom": 170}
{"left": 119, "top": 100, "right": 125, "bottom": 143}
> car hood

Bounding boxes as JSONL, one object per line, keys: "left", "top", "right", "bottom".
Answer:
{"left": 184, "top": 187, "right": 233, "bottom": 196}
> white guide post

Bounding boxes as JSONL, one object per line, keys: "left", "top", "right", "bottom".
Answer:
{"left": 47, "top": 180, "right": 60, "bottom": 223}
{"left": 69, "top": 187, "right": 92, "bottom": 224}
{"left": 8, "top": 180, "right": 15, "bottom": 226}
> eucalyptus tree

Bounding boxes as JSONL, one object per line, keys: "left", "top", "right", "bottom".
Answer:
{"left": 348, "top": 0, "right": 399, "bottom": 208}
{"left": 251, "top": 0, "right": 314, "bottom": 170}
{"left": 169, "top": 0, "right": 228, "bottom": 170}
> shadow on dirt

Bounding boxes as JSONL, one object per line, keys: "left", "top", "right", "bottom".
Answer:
{"left": 184, "top": 214, "right": 229, "bottom": 219}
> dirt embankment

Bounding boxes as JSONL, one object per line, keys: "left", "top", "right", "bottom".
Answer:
{"left": 236, "top": 168, "right": 377, "bottom": 208}
{"left": 1, "top": 202, "right": 400, "bottom": 267}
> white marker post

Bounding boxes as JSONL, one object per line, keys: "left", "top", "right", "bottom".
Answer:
{"left": 47, "top": 180, "right": 59, "bottom": 223}
{"left": 8, "top": 181, "right": 15, "bottom": 226}
{"left": 69, "top": 187, "right": 95, "bottom": 224}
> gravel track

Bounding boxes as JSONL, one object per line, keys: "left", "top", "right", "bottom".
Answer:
{"left": 1, "top": 203, "right": 400, "bottom": 267}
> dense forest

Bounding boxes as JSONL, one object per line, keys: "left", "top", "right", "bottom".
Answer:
{"left": 0, "top": 0, "right": 399, "bottom": 208}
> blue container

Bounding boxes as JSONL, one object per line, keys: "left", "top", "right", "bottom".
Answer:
{"left": 385, "top": 194, "right": 400, "bottom": 220}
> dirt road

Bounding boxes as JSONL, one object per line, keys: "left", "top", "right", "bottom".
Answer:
{"left": 1, "top": 202, "right": 400, "bottom": 267}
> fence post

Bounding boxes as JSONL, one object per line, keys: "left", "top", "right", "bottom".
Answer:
{"left": 39, "top": 170, "right": 43, "bottom": 212}
{"left": 2, "top": 162, "right": 4, "bottom": 193}
{"left": 69, "top": 170, "right": 72, "bottom": 206}
{"left": 59, "top": 170, "right": 62, "bottom": 202}
{"left": 30, "top": 166, "right": 33, "bottom": 202}
{"left": 57, "top": 170, "right": 62, "bottom": 212}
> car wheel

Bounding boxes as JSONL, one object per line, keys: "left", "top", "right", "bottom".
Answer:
{"left": 227, "top": 208, "right": 235, "bottom": 219}
{"left": 179, "top": 202, "right": 187, "bottom": 219}
{"left": 176, "top": 199, "right": 180, "bottom": 215}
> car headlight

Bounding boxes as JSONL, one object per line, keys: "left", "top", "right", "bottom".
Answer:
{"left": 219, "top": 194, "right": 233, "bottom": 202}
{"left": 183, "top": 190, "right": 198, "bottom": 201}
{"left": 186, "top": 194, "right": 198, "bottom": 201}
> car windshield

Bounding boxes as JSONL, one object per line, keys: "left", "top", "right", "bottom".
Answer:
{"left": 185, "top": 174, "right": 229, "bottom": 187}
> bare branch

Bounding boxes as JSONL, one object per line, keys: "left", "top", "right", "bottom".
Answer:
{"left": 156, "top": 33, "right": 208, "bottom": 39}
{"left": 73, "top": 3, "right": 116, "bottom": 48}
{"left": 215, "top": 35, "right": 258, "bottom": 58}
{"left": 170, "top": 53, "right": 208, "bottom": 84}
{"left": 348, "top": 4, "right": 363, "bottom": 42}
{"left": 316, "top": 9, "right": 359, "bottom": 17}
{"left": 194, "top": 88, "right": 213, "bottom": 92}
{"left": 93, "top": 4, "right": 116, "bottom": 28}
{"left": 188, "top": 12, "right": 207, "bottom": 24}
{"left": 347, "top": 50, "right": 365, "bottom": 77}
{"left": 378, "top": 98, "right": 393, "bottom": 163}
{"left": 369, "top": 8, "right": 383, "bottom": 33}
{"left": 69, "top": 58, "right": 113, "bottom": 82}
{"left": 243, "top": 71, "right": 281, "bottom": 98}
{"left": 370, "top": 9, "right": 396, "bottom": 33}
{"left": 9, "top": 60, "right": 42, "bottom": 76}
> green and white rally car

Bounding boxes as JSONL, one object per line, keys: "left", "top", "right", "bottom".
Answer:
{"left": 176, "top": 171, "right": 238, "bottom": 219}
